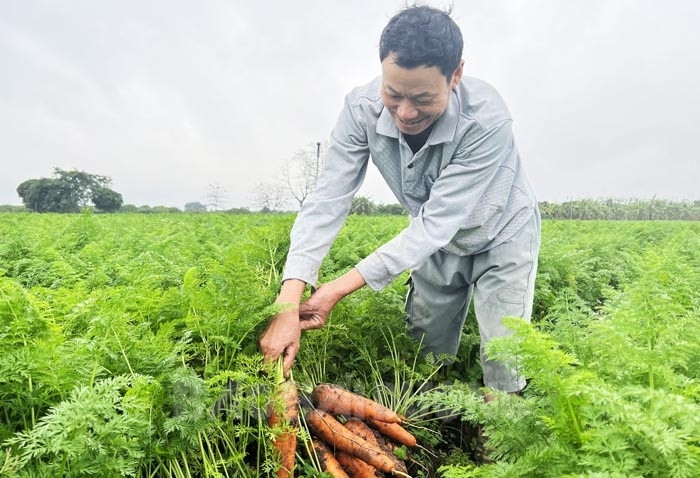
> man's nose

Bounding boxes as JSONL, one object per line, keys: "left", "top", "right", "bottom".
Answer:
{"left": 397, "top": 101, "right": 418, "bottom": 121}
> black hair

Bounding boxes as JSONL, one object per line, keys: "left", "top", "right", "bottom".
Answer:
{"left": 379, "top": 4, "right": 463, "bottom": 79}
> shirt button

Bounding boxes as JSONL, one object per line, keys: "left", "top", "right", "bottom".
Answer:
{"left": 407, "top": 164, "right": 414, "bottom": 169}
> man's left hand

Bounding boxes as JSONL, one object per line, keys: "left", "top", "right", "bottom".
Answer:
{"left": 298, "top": 268, "right": 367, "bottom": 330}
{"left": 299, "top": 284, "right": 340, "bottom": 330}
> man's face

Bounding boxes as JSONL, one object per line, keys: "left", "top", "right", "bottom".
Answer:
{"left": 381, "top": 54, "right": 463, "bottom": 135}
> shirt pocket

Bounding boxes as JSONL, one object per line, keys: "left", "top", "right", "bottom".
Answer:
{"left": 404, "top": 160, "right": 439, "bottom": 203}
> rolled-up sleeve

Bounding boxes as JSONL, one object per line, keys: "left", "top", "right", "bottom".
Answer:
{"left": 281, "top": 95, "right": 370, "bottom": 286}
{"left": 356, "top": 120, "right": 515, "bottom": 290}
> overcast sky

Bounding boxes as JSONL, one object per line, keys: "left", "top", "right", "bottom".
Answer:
{"left": 1, "top": 0, "right": 698, "bottom": 209}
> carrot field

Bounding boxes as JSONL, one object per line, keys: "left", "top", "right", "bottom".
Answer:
{"left": 1, "top": 211, "right": 698, "bottom": 477}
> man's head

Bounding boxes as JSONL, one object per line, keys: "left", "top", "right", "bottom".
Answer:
{"left": 379, "top": 5, "right": 464, "bottom": 135}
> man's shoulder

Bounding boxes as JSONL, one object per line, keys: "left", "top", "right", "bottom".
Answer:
{"left": 457, "top": 76, "right": 512, "bottom": 130}
{"left": 346, "top": 77, "right": 383, "bottom": 106}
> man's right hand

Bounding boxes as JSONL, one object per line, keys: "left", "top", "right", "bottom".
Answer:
{"left": 259, "top": 279, "right": 307, "bottom": 376}
{"left": 259, "top": 306, "right": 301, "bottom": 376}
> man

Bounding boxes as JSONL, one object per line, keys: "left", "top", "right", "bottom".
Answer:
{"left": 260, "top": 5, "right": 540, "bottom": 396}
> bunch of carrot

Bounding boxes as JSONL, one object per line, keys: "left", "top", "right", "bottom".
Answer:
{"left": 267, "top": 379, "right": 417, "bottom": 478}
{"left": 306, "top": 383, "right": 416, "bottom": 478}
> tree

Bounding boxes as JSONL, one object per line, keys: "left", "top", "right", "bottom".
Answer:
{"left": 184, "top": 201, "right": 208, "bottom": 212}
{"left": 223, "top": 207, "right": 252, "bottom": 214}
{"left": 285, "top": 141, "right": 327, "bottom": 209}
{"left": 151, "top": 206, "right": 181, "bottom": 213}
{"left": 376, "top": 203, "right": 407, "bottom": 215}
{"left": 53, "top": 168, "right": 111, "bottom": 207}
{"left": 16, "top": 178, "right": 71, "bottom": 212}
{"left": 17, "top": 168, "right": 123, "bottom": 213}
{"left": 91, "top": 187, "right": 123, "bottom": 212}
{"left": 350, "top": 196, "right": 376, "bottom": 215}
{"left": 206, "top": 183, "right": 228, "bottom": 211}
{"left": 0, "top": 205, "right": 26, "bottom": 212}
{"left": 253, "top": 182, "right": 288, "bottom": 212}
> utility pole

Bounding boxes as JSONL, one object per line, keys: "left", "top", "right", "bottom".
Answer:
{"left": 315, "top": 141, "right": 321, "bottom": 185}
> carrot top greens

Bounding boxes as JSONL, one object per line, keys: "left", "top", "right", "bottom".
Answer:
{"left": 0, "top": 212, "right": 698, "bottom": 477}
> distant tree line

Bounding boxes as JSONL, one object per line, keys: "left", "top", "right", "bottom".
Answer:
{"left": 3, "top": 197, "right": 700, "bottom": 219}
{"left": 539, "top": 198, "right": 700, "bottom": 221}
{"left": 179, "top": 197, "right": 700, "bottom": 219}
{"left": 111, "top": 197, "right": 407, "bottom": 215}
{"left": 120, "top": 204, "right": 254, "bottom": 214}
{"left": 5, "top": 168, "right": 699, "bottom": 219}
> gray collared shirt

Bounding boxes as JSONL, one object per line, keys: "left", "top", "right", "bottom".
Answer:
{"left": 282, "top": 76, "right": 537, "bottom": 291}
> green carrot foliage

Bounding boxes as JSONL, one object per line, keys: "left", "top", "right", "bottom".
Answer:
{"left": 1, "top": 213, "right": 698, "bottom": 476}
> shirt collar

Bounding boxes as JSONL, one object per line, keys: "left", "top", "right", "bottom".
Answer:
{"left": 429, "top": 89, "right": 460, "bottom": 145}
{"left": 376, "top": 89, "right": 460, "bottom": 144}
{"left": 377, "top": 105, "right": 399, "bottom": 138}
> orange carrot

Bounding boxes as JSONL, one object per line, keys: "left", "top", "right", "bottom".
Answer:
{"left": 367, "top": 417, "right": 417, "bottom": 448}
{"left": 267, "top": 379, "right": 299, "bottom": 478}
{"left": 336, "top": 450, "right": 381, "bottom": 478}
{"left": 311, "top": 383, "right": 402, "bottom": 423}
{"left": 346, "top": 418, "right": 408, "bottom": 474}
{"left": 312, "top": 439, "right": 350, "bottom": 478}
{"left": 345, "top": 418, "right": 382, "bottom": 446}
{"left": 306, "top": 409, "right": 409, "bottom": 476}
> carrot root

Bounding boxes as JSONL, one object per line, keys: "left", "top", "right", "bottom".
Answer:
{"left": 336, "top": 450, "right": 381, "bottom": 478}
{"left": 367, "top": 417, "right": 417, "bottom": 448}
{"left": 312, "top": 439, "right": 350, "bottom": 478}
{"left": 311, "top": 383, "right": 401, "bottom": 423}
{"left": 306, "top": 409, "right": 397, "bottom": 474}
{"left": 267, "top": 380, "right": 299, "bottom": 478}
{"left": 346, "top": 418, "right": 408, "bottom": 473}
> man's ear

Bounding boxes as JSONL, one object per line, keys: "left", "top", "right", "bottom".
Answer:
{"left": 450, "top": 60, "right": 465, "bottom": 90}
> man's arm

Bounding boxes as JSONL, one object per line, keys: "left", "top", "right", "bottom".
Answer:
{"left": 260, "top": 92, "right": 371, "bottom": 374}
{"left": 281, "top": 93, "right": 371, "bottom": 287}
